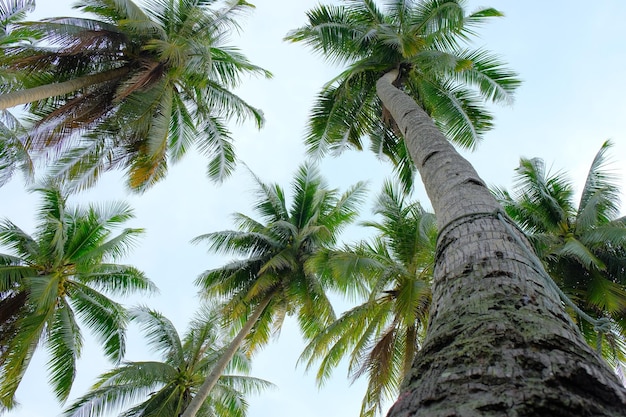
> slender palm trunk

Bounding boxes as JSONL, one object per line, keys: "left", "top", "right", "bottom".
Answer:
{"left": 181, "top": 293, "right": 274, "bottom": 417}
{"left": 0, "top": 67, "right": 130, "bottom": 110}
{"left": 376, "top": 71, "right": 626, "bottom": 416}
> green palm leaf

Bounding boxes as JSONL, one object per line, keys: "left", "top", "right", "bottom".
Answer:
{"left": 300, "top": 181, "right": 436, "bottom": 416}
{"left": 63, "top": 304, "right": 272, "bottom": 417}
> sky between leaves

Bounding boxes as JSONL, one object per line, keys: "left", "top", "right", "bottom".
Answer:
{"left": 1, "top": 1, "right": 625, "bottom": 417}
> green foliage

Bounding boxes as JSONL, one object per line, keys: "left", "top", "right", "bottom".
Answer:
{"left": 62, "top": 305, "right": 272, "bottom": 417}
{"left": 494, "top": 140, "right": 626, "bottom": 363}
{"left": 1, "top": 0, "right": 271, "bottom": 191}
{"left": 301, "top": 181, "right": 437, "bottom": 417}
{"left": 286, "top": 0, "right": 520, "bottom": 191}
{"left": 193, "top": 163, "right": 367, "bottom": 352}
{"left": 0, "top": 183, "right": 156, "bottom": 409}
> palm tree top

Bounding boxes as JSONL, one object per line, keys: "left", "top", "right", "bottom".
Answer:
{"left": 285, "top": 0, "right": 520, "bottom": 191}
{"left": 1, "top": 0, "right": 272, "bottom": 191}
{"left": 0, "top": 183, "right": 155, "bottom": 407}
{"left": 63, "top": 305, "right": 273, "bottom": 417}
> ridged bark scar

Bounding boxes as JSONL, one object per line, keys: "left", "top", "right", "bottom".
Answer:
{"left": 421, "top": 151, "right": 438, "bottom": 167}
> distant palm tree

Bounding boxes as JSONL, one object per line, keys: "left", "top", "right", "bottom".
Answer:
{"left": 0, "top": 0, "right": 36, "bottom": 186}
{"left": 0, "top": 0, "right": 271, "bottom": 191}
{"left": 63, "top": 305, "right": 272, "bottom": 417}
{"left": 302, "top": 181, "right": 437, "bottom": 417}
{"left": 0, "top": 184, "right": 156, "bottom": 408}
{"left": 182, "top": 163, "right": 367, "bottom": 417}
{"left": 494, "top": 140, "right": 626, "bottom": 361}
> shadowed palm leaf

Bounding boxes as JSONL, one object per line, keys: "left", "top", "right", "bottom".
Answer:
{"left": 0, "top": 0, "right": 36, "bottom": 186}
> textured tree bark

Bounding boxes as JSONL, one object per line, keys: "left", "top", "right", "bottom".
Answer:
{"left": 376, "top": 71, "right": 626, "bottom": 416}
{"left": 180, "top": 292, "right": 274, "bottom": 417}
{"left": 0, "top": 66, "right": 130, "bottom": 110}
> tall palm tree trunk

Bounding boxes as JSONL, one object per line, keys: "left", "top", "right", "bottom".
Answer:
{"left": 376, "top": 70, "right": 626, "bottom": 416}
{"left": 181, "top": 292, "right": 274, "bottom": 417}
{"left": 0, "top": 66, "right": 130, "bottom": 110}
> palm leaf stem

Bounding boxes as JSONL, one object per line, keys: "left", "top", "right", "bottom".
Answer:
{"left": 0, "top": 66, "right": 130, "bottom": 110}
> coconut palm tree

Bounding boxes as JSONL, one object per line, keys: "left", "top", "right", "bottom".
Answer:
{"left": 182, "top": 163, "right": 367, "bottom": 417}
{"left": 289, "top": 1, "right": 626, "bottom": 414}
{"left": 494, "top": 140, "right": 626, "bottom": 362}
{"left": 63, "top": 305, "right": 273, "bottom": 417}
{"left": 0, "top": 183, "right": 156, "bottom": 409}
{"left": 0, "top": 0, "right": 271, "bottom": 191}
{"left": 285, "top": 0, "right": 519, "bottom": 191}
{"left": 301, "top": 181, "right": 437, "bottom": 417}
{"left": 0, "top": 0, "right": 36, "bottom": 186}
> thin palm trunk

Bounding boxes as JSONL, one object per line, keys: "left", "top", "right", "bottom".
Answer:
{"left": 181, "top": 292, "right": 274, "bottom": 417}
{"left": 0, "top": 66, "right": 130, "bottom": 110}
{"left": 376, "top": 71, "right": 626, "bottom": 415}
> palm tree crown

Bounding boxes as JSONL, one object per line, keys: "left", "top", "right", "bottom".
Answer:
{"left": 195, "top": 162, "right": 367, "bottom": 350}
{"left": 0, "top": 0, "right": 271, "bottom": 191}
{"left": 179, "top": 163, "right": 366, "bottom": 417}
{"left": 63, "top": 305, "right": 272, "bottom": 417}
{"left": 494, "top": 140, "right": 626, "bottom": 361}
{"left": 0, "top": 184, "right": 156, "bottom": 408}
{"left": 286, "top": 0, "right": 520, "bottom": 190}
{"left": 301, "top": 181, "right": 437, "bottom": 417}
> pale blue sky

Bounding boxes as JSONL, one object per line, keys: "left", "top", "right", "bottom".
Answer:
{"left": 1, "top": 1, "right": 625, "bottom": 417}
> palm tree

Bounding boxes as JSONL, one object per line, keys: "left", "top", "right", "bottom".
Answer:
{"left": 0, "top": 0, "right": 36, "bottom": 186}
{"left": 0, "top": 0, "right": 271, "bottom": 191}
{"left": 182, "top": 163, "right": 367, "bottom": 417}
{"left": 63, "top": 305, "right": 273, "bottom": 417}
{"left": 494, "top": 140, "right": 626, "bottom": 362}
{"left": 301, "top": 181, "right": 437, "bottom": 417}
{"left": 285, "top": 0, "right": 519, "bottom": 191}
{"left": 289, "top": 1, "right": 626, "bottom": 414}
{"left": 0, "top": 183, "right": 156, "bottom": 409}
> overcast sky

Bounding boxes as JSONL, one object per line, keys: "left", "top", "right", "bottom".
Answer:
{"left": 1, "top": 1, "right": 626, "bottom": 417}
